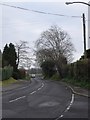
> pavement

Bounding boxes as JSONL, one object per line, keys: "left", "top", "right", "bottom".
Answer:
{"left": 61, "top": 82, "right": 89, "bottom": 98}
{"left": 1, "top": 79, "right": 89, "bottom": 98}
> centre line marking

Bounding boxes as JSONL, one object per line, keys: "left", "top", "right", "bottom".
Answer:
{"left": 18, "top": 86, "right": 29, "bottom": 90}
{"left": 30, "top": 91, "right": 36, "bottom": 94}
{"left": 9, "top": 96, "right": 26, "bottom": 103}
{"left": 42, "top": 83, "right": 44, "bottom": 86}
{"left": 9, "top": 82, "right": 45, "bottom": 103}
{"left": 38, "top": 87, "right": 42, "bottom": 90}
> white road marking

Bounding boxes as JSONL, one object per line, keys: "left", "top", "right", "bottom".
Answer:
{"left": 38, "top": 87, "right": 42, "bottom": 90}
{"left": 30, "top": 91, "right": 36, "bottom": 94}
{"left": 55, "top": 94, "right": 75, "bottom": 120}
{"left": 71, "top": 94, "right": 74, "bottom": 104}
{"left": 9, "top": 96, "right": 26, "bottom": 103}
{"left": 60, "top": 115, "right": 63, "bottom": 118}
{"left": 37, "top": 83, "right": 44, "bottom": 90}
{"left": 65, "top": 94, "right": 74, "bottom": 112}
{"left": 66, "top": 106, "right": 70, "bottom": 110}
{"left": 42, "top": 83, "right": 44, "bottom": 87}
{"left": 9, "top": 82, "right": 45, "bottom": 103}
{"left": 17, "top": 85, "right": 30, "bottom": 90}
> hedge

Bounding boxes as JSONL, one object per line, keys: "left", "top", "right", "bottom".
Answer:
{"left": 67, "top": 59, "right": 89, "bottom": 82}
{"left": 0, "top": 66, "right": 13, "bottom": 81}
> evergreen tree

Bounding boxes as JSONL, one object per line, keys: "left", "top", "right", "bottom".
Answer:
{"left": 8, "top": 43, "right": 17, "bottom": 71}
{"left": 2, "top": 43, "right": 17, "bottom": 69}
{"left": 2, "top": 43, "right": 19, "bottom": 79}
{"left": 2, "top": 44, "right": 9, "bottom": 67}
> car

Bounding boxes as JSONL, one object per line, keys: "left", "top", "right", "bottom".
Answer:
{"left": 31, "top": 74, "right": 35, "bottom": 78}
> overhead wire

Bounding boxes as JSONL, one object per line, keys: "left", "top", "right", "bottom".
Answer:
{"left": 0, "top": 3, "right": 82, "bottom": 18}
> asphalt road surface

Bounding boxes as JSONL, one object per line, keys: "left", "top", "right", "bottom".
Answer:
{"left": 2, "top": 77, "right": 88, "bottom": 119}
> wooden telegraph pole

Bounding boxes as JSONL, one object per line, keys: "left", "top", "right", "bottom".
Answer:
{"left": 82, "top": 13, "right": 87, "bottom": 58}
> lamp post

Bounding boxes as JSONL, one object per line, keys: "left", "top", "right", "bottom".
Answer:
{"left": 65, "top": 2, "right": 90, "bottom": 6}
{"left": 65, "top": 1, "right": 89, "bottom": 59}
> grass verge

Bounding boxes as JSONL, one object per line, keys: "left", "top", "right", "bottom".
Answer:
{"left": 1, "top": 77, "right": 18, "bottom": 86}
{"left": 50, "top": 73, "right": 61, "bottom": 81}
{"left": 62, "top": 78, "right": 90, "bottom": 90}
{"left": 48, "top": 73, "right": 90, "bottom": 89}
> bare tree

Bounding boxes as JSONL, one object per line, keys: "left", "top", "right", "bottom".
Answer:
{"left": 36, "top": 25, "right": 75, "bottom": 77}
{"left": 19, "top": 56, "right": 31, "bottom": 69}
{"left": 15, "top": 40, "right": 30, "bottom": 68}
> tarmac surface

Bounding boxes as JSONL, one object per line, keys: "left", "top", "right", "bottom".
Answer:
{"left": 1, "top": 78, "right": 89, "bottom": 119}
{"left": 1, "top": 79, "right": 89, "bottom": 98}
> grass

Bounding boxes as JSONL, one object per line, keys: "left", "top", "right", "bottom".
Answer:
{"left": 50, "top": 73, "right": 61, "bottom": 81}
{"left": 0, "top": 77, "right": 18, "bottom": 86}
{"left": 0, "top": 81, "right": 2, "bottom": 86}
{"left": 62, "top": 78, "right": 90, "bottom": 89}
{"left": 48, "top": 73, "right": 90, "bottom": 89}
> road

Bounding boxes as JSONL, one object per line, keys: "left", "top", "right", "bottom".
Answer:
{"left": 2, "top": 77, "right": 88, "bottom": 119}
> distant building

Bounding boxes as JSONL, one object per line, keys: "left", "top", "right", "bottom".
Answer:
{"left": 88, "top": 1, "right": 90, "bottom": 48}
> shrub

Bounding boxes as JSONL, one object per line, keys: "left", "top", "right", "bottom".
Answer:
{"left": 50, "top": 73, "right": 61, "bottom": 81}
{"left": 41, "top": 60, "right": 56, "bottom": 78}
{"left": 18, "top": 68, "right": 26, "bottom": 79}
{"left": 1, "top": 66, "right": 13, "bottom": 81}
{"left": 67, "top": 59, "right": 89, "bottom": 82}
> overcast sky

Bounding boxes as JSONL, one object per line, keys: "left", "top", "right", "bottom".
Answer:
{"left": 0, "top": 0, "right": 89, "bottom": 65}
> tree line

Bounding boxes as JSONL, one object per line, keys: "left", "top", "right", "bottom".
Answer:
{"left": 35, "top": 25, "right": 90, "bottom": 86}
{"left": 35, "top": 25, "right": 75, "bottom": 78}
{"left": 1, "top": 40, "right": 31, "bottom": 80}
{"left": 1, "top": 25, "right": 90, "bottom": 84}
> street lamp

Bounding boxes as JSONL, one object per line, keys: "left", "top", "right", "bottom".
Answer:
{"left": 65, "top": 2, "right": 90, "bottom": 6}
{"left": 65, "top": 1, "right": 89, "bottom": 59}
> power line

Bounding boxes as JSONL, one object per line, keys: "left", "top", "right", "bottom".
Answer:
{"left": 0, "top": 3, "right": 82, "bottom": 18}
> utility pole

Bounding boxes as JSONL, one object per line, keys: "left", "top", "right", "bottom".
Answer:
{"left": 82, "top": 13, "right": 87, "bottom": 58}
{"left": 65, "top": 2, "right": 89, "bottom": 59}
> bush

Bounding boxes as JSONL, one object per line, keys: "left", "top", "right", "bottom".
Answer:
{"left": 67, "top": 59, "right": 89, "bottom": 82}
{"left": 41, "top": 60, "right": 56, "bottom": 78}
{"left": 1, "top": 66, "right": 13, "bottom": 81}
{"left": 18, "top": 68, "right": 26, "bottom": 79}
{"left": 12, "top": 71, "right": 20, "bottom": 80}
{"left": 50, "top": 73, "right": 61, "bottom": 81}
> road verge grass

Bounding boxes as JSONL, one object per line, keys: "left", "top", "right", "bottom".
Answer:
{"left": 50, "top": 73, "right": 61, "bottom": 81}
{"left": 48, "top": 74, "right": 90, "bottom": 89}
{"left": 62, "top": 78, "right": 90, "bottom": 90}
{"left": 1, "top": 77, "right": 18, "bottom": 86}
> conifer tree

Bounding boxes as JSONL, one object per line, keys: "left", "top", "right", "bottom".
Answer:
{"left": 2, "top": 44, "right": 9, "bottom": 67}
